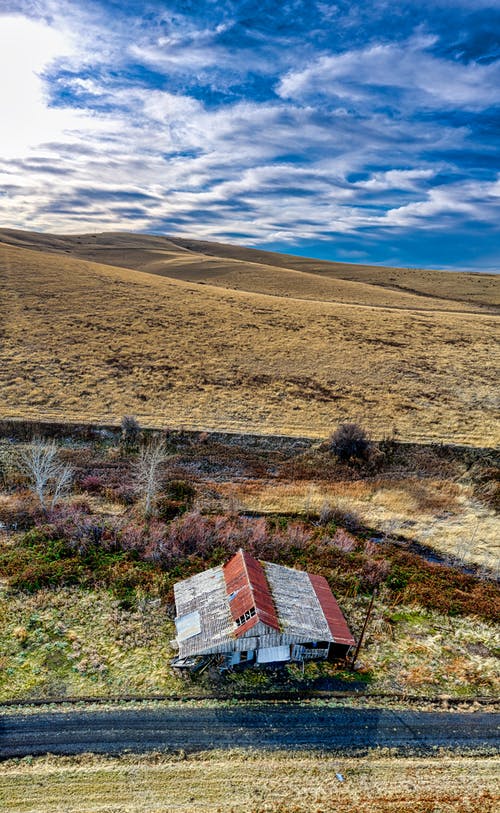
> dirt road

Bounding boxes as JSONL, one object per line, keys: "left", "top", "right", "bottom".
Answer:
{"left": 1, "top": 704, "right": 498, "bottom": 758}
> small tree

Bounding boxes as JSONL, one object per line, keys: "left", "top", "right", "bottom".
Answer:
{"left": 17, "top": 439, "right": 73, "bottom": 512}
{"left": 330, "top": 422, "right": 370, "bottom": 462}
{"left": 133, "top": 436, "right": 168, "bottom": 518}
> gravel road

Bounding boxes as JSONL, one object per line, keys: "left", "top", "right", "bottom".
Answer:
{"left": 1, "top": 705, "right": 498, "bottom": 758}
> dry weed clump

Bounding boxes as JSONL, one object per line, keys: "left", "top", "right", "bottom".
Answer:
{"left": 328, "top": 528, "right": 358, "bottom": 553}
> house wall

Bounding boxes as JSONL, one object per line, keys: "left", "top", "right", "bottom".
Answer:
{"left": 194, "top": 623, "right": 331, "bottom": 656}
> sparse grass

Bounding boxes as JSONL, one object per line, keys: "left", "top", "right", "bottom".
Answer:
{"left": 342, "top": 594, "right": 500, "bottom": 696}
{"left": 0, "top": 587, "right": 184, "bottom": 701}
{"left": 0, "top": 584, "right": 498, "bottom": 702}
{"left": 0, "top": 751, "right": 498, "bottom": 812}
{"left": 1, "top": 239, "right": 499, "bottom": 445}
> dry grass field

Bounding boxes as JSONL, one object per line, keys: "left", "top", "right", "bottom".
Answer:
{"left": 164, "top": 236, "right": 500, "bottom": 310}
{"left": 1, "top": 231, "right": 499, "bottom": 445}
{"left": 215, "top": 478, "right": 499, "bottom": 568}
{"left": 2, "top": 228, "right": 498, "bottom": 310}
{"left": 1, "top": 751, "right": 498, "bottom": 812}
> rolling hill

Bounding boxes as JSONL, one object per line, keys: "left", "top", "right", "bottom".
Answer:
{"left": 0, "top": 228, "right": 498, "bottom": 444}
{"left": 0, "top": 227, "right": 497, "bottom": 312}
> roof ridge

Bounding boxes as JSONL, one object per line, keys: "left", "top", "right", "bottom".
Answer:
{"left": 238, "top": 547, "right": 254, "bottom": 601}
{"left": 223, "top": 548, "right": 280, "bottom": 635}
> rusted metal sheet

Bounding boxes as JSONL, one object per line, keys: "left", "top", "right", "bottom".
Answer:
{"left": 223, "top": 549, "right": 280, "bottom": 635}
{"left": 308, "top": 574, "right": 356, "bottom": 646}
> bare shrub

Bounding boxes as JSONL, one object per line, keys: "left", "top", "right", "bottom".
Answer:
{"left": 44, "top": 503, "right": 112, "bottom": 555}
{"left": 330, "top": 422, "right": 370, "bottom": 462}
{"left": 79, "top": 474, "right": 104, "bottom": 494}
{"left": 364, "top": 540, "right": 379, "bottom": 558}
{"left": 16, "top": 439, "right": 73, "bottom": 512}
{"left": 357, "top": 539, "right": 390, "bottom": 588}
{"left": 318, "top": 501, "right": 336, "bottom": 525}
{"left": 362, "top": 556, "right": 391, "bottom": 588}
{"left": 121, "top": 415, "right": 141, "bottom": 449}
{"left": 330, "top": 528, "right": 357, "bottom": 553}
{"left": 133, "top": 437, "right": 169, "bottom": 517}
{"left": 284, "top": 522, "right": 312, "bottom": 550}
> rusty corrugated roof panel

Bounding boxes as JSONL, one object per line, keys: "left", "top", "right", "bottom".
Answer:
{"left": 308, "top": 574, "right": 356, "bottom": 646}
{"left": 223, "top": 549, "right": 280, "bottom": 636}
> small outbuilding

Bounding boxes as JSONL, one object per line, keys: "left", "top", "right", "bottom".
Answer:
{"left": 172, "top": 549, "right": 355, "bottom": 669}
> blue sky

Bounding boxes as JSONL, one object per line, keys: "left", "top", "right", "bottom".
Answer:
{"left": 0, "top": 0, "right": 499, "bottom": 271}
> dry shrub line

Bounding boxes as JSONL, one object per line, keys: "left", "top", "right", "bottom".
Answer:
{"left": 0, "top": 505, "right": 498, "bottom": 621}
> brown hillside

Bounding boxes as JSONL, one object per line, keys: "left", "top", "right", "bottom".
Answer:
{"left": 170, "top": 236, "right": 500, "bottom": 309}
{"left": 1, "top": 238, "right": 498, "bottom": 445}
{"left": 0, "top": 228, "right": 497, "bottom": 312}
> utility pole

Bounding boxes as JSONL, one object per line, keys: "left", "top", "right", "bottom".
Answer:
{"left": 349, "top": 587, "right": 377, "bottom": 671}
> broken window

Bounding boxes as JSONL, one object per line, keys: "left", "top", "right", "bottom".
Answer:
{"left": 235, "top": 607, "right": 256, "bottom": 627}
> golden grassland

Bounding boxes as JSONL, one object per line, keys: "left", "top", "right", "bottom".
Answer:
{"left": 1, "top": 585, "right": 498, "bottom": 701}
{"left": 1, "top": 239, "right": 499, "bottom": 446}
{"left": 3, "top": 228, "right": 497, "bottom": 310}
{"left": 1, "top": 751, "right": 498, "bottom": 813}
{"left": 213, "top": 478, "right": 499, "bottom": 567}
{"left": 165, "top": 235, "right": 500, "bottom": 309}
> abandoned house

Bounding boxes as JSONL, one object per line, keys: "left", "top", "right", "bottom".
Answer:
{"left": 172, "top": 548, "right": 355, "bottom": 669}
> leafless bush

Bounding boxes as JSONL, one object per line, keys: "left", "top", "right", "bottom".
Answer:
{"left": 16, "top": 439, "right": 73, "bottom": 512}
{"left": 44, "top": 503, "right": 112, "bottom": 555}
{"left": 121, "top": 415, "right": 141, "bottom": 448}
{"left": 362, "top": 556, "right": 391, "bottom": 587}
{"left": 329, "top": 528, "right": 357, "bottom": 553}
{"left": 133, "top": 437, "right": 169, "bottom": 517}
{"left": 362, "top": 539, "right": 391, "bottom": 586}
{"left": 318, "top": 500, "right": 363, "bottom": 534}
{"left": 318, "top": 501, "right": 338, "bottom": 525}
{"left": 330, "top": 422, "right": 370, "bottom": 462}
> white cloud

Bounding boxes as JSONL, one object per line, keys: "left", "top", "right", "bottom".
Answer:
{"left": 0, "top": 15, "right": 87, "bottom": 157}
{"left": 0, "top": 9, "right": 497, "bottom": 254}
{"left": 384, "top": 177, "right": 500, "bottom": 227}
{"left": 278, "top": 36, "right": 500, "bottom": 111}
{"left": 355, "top": 169, "right": 437, "bottom": 191}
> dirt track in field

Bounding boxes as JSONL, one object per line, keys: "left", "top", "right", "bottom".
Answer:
{"left": 1, "top": 704, "right": 498, "bottom": 758}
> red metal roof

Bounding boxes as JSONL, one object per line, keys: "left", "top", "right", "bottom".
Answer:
{"left": 309, "top": 574, "right": 356, "bottom": 646}
{"left": 223, "top": 549, "right": 280, "bottom": 636}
